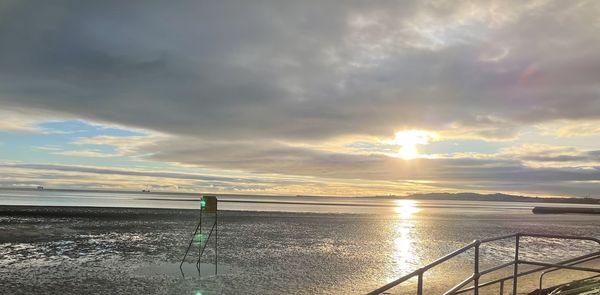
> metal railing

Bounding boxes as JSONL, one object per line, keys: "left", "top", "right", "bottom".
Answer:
{"left": 367, "top": 233, "right": 600, "bottom": 295}
{"left": 538, "top": 255, "right": 600, "bottom": 291}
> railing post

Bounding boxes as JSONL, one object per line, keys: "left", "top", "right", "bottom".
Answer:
{"left": 512, "top": 234, "right": 520, "bottom": 295}
{"left": 474, "top": 240, "right": 480, "bottom": 295}
{"left": 499, "top": 280, "right": 504, "bottom": 295}
{"left": 417, "top": 271, "right": 423, "bottom": 295}
{"left": 215, "top": 212, "right": 218, "bottom": 275}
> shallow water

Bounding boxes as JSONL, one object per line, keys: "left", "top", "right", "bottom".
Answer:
{"left": 3, "top": 188, "right": 600, "bottom": 214}
{"left": 0, "top": 190, "right": 599, "bottom": 294}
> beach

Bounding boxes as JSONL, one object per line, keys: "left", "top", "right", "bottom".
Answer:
{"left": 1, "top": 202, "right": 600, "bottom": 294}
{"left": 2, "top": 1, "right": 599, "bottom": 293}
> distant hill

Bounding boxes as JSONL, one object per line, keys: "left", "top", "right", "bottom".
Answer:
{"left": 378, "top": 192, "right": 600, "bottom": 205}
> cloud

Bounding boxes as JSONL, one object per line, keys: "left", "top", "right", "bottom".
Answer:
{"left": 1, "top": 0, "right": 599, "bottom": 142}
{"left": 537, "top": 119, "right": 600, "bottom": 138}
{"left": 0, "top": 163, "right": 264, "bottom": 183}
{"left": 53, "top": 150, "right": 118, "bottom": 158}
{"left": 146, "top": 138, "right": 600, "bottom": 187}
{"left": 0, "top": 163, "right": 440, "bottom": 195}
{"left": 0, "top": 108, "right": 45, "bottom": 133}
{"left": 4, "top": 138, "right": 600, "bottom": 197}
{"left": 499, "top": 144, "right": 600, "bottom": 167}
{"left": 1, "top": 1, "right": 600, "bottom": 197}
{"left": 73, "top": 135, "right": 163, "bottom": 156}
{"left": 0, "top": 163, "right": 283, "bottom": 193}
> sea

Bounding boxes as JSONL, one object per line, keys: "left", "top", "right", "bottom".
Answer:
{"left": 1, "top": 188, "right": 599, "bottom": 294}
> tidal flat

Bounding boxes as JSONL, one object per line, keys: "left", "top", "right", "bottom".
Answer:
{"left": 1, "top": 205, "right": 599, "bottom": 294}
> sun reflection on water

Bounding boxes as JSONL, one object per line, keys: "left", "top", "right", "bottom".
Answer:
{"left": 388, "top": 200, "right": 421, "bottom": 282}
{"left": 393, "top": 225, "right": 414, "bottom": 274}
{"left": 393, "top": 200, "right": 421, "bottom": 219}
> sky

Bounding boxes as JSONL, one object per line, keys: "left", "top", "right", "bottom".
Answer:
{"left": 1, "top": 0, "right": 600, "bottom": 197}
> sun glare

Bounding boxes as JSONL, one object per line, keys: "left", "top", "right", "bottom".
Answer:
{"left": 387, "top": 130, "right": 437, "bottom": 160}
{"left": 394, "top": 199, "right": 421, "bottom": 219}
{"left": 398, "top": 144, "right": 418, "bottom": 160}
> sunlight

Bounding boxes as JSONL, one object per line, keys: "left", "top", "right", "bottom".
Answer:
{"left": 394, "top": 199, "right": 421, "bottom": 219}
{"left": 386, "top": 202, "right": 421, "bottom": 281}
{"left": 387, "top": 218, "right": 420, "bottom": 280}
{"left": 393, "top": 225, "right": 413, "bottom": 273}
{"left": 398, "top": 144, "right": 418, "bottom": 160}
{"left": 387, "top": 130, "right": 437, "bottom": 160}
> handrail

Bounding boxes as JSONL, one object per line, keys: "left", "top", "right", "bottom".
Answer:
{"left": 366, "top": 241, "right": 479, "bottom": 295}
{"left": 457, "top": 251, "right": 600, "bottom": 293}
{"left": 443, "top": 275, "right": 475, "bottom": 295}
{"left": 367, "top": 233, "right": 600, "bottom": 295}
{"left": 366, "top": 268, "right": 424, "bottom": 295}
{"left": 479, "top": 261, "right": 514, "bottom": 276}
{"left": 424, "top": 241, "right": 480, "bottom": 271}
{"left": 480, "top": 233, "right": 518, "bottom": 243}
{"left": 539, "top": 254, "right": 600, "bottom": 290}
{"left": 457, "top": 251, "right": 600, "bottom": 294}
{"left": 522, "top": 233, "right": 600, "bottom": 243}
{"left": 520, "top": 260, "right": 600, "bottom": 273}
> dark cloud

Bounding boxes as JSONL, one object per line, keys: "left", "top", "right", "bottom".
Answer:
{"left": 1, "top": 0, "right": 599, "bottom": 141}
{"left": 1, "top": 1, "right": 600, "bottom": 196}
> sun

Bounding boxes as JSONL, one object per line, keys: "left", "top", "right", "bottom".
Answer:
{"left": 387, "top": 130, "right": 437, "bottom": 160}
{"left": 398, "top": 144, "right": 418, "bottom": 160}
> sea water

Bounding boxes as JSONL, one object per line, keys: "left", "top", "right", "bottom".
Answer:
{"left": 1, "top": 188, "right": 599, "bottom": 294}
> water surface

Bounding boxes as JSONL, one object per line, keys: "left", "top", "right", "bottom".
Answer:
{"left": 1, "top": 189, "right": 599, "bottom": 294}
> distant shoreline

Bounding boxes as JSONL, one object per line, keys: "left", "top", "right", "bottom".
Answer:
{"left": 1, "top": 187, "right": 599, "bottom": 205}
{"left": 0, "top": 205, "right": 362, "bottom": 219}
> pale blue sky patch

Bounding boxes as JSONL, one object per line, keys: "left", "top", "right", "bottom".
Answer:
{"left": 39, "top": 120, "right": 145, "bottom": 137}
{"left": 0, "top": 119, "right": 152, "bottom": 168}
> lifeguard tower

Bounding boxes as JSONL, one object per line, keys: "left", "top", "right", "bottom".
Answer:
{"left": 180, "top": 195, "right": 218, "bottom": 276}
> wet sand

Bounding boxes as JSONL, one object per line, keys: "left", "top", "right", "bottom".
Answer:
{"left": 0, "top": 206, "right": 201, "bottom": 294}
{"left": 1, "top": 205, "right": 599, "bottom": 294}
{"left": 1, "top": 205, "right": 394, "bottom": 294}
